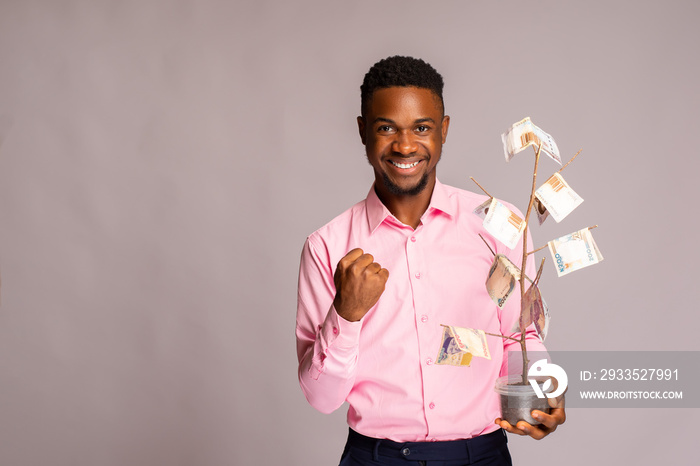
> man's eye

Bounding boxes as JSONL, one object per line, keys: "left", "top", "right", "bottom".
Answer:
{"left": 416, "top": 125, "right": 430, "bottom": 132}
{"left": 378, "top": 125, "right": 394, "bottom": 132}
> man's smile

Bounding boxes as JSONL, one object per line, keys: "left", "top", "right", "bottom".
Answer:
{"left": 386, "top": 158, "right": 426, "bottom": 175}
{"left": 389, "top": 160, "right": 420, "bottom": 169}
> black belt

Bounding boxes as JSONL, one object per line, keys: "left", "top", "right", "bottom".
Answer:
{"left": 346, "top": 428, "right": 508, "bottom": 462}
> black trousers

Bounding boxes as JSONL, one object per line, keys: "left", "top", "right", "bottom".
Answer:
{"left": 339, "top": 428, "right": 512, "bottom": 466}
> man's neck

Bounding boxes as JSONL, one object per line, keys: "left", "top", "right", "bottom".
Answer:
{"left": 374, "top": 177, "right": 436, "bottom": 230}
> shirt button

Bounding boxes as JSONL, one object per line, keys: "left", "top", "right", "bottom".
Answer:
{"left": 426, "top": 358, "right": 433, "bottom": 365}
{"left": 415, "top": 272, "right": 421, "bottom": 279}
{"left": 332, "top": 327, "right": 338, "bottom": 335}
{"left": 430, "top": 438, "right": 438, "bottom": 442}
{"left": 410, "top": 236, "right": 417, "bottom": 242}
{"left": 421, "top": 315, "right": 428, "bottom": 323}
{"left": 429, "top": 402, "right": 436, "bottom": 409}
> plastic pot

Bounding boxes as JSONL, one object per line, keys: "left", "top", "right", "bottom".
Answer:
{"left": 494, "top": 375, "right": 551, "bottom": 426}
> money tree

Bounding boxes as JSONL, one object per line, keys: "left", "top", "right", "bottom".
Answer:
{"left": 437, "top": 117, "right": 603, "bottom": 387}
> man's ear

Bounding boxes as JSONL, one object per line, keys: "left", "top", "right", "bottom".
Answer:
{"left": 357, "top": 116, "right": 367, "bottom": 145}
{"left": 441, "top": 115, "right": 450, "bottom": 144}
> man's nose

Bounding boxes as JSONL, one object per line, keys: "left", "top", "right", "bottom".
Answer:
{"left": 392, "top": 130, "right": 418, "bottom": 155}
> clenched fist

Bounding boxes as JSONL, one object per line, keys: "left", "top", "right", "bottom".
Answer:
{"left": 333, "top": 248, "right": 389, "bottom": 322}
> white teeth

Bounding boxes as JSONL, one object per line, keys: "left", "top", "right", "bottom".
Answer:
{"left": 390, "top": 160, "right": 419, "bottom": 169}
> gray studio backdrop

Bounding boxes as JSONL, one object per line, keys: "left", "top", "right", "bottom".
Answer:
{"left": 0, "top": 1, "right": 697, "bottom": 465}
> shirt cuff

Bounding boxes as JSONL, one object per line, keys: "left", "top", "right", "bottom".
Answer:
{"left": 319, "top": 304, "right": 362, "bottom": 350}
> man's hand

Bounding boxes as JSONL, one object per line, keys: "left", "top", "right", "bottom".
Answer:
{"left": 495, "top": 395, "right": 566, "bottom": 440}
{"left": 333, "top": 248, "right": 389, "bottom": 322}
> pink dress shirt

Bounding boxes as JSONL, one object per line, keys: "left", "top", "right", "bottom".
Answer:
{"left": 296, "top": 180, "right": 546, "bottom": 442}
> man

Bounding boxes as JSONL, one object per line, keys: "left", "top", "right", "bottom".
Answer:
{"left": 296, "top": 56, "right": 565, "bottom": 465}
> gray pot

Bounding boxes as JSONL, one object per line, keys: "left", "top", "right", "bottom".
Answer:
{"left": 494, "top": 375, "right": 551, "bottom": 426}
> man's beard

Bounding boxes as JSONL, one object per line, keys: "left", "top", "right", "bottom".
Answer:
{"left": 381, "top": 171, "right": 430, "bottom": 196}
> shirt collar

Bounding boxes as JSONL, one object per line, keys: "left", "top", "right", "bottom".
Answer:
{"left": 365, "top": 178, "right": 456, "bottom": 233}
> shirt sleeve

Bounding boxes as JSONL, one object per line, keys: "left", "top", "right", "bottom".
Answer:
{"left": 295, "top": 237, "right": 363, "bottom": 414}
{"left": 496, "top": 224, "right": 548, "bottom": 377}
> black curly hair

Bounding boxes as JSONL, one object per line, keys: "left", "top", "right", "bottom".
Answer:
{"left": 360, "top": 56, "right": 444, "bottom": 117}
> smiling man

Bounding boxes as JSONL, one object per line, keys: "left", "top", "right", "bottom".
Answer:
{"left": 357, "top": 85, "right": 448, "bottom": 229}
{"left": 296, "top": 56, "right": 565, "bottom": 466}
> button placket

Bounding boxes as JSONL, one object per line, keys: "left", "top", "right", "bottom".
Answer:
{"left": 408, "top": 228, "right": 435, "bottom": 432}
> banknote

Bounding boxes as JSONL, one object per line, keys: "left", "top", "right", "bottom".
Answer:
{"left": 548, "top": 228, "right": 604, "bottom": 277}
{"left": 436, "top": 326, "right": 491, "bottom": 366}
{"left": 534, "top": 172, "right": 583, "bottom": 223}
{"left": 534, "top": 197, "right": 550, "bottom": 225}
{"left": 451, "top": 326, "right": 492, "bottom": 360}
{"left": 480, "top": 198, "right": 525, "bottom": 249}
{"left": 486, "top": 254, "right": 521, "bottom": 309}
{"left": 510, "top": 259, "right": 548, "bottom": 340}
{"left": 436, "top": 326, "right": 473, "bottom": 366}
{"left": 515, "top": 261, "right": 550, "bottom": 341}
{"left": 473, "top": 198, "right": 491, "bottom": 218}
{"left": 535, "top": 297, "right": 550, "bottom": 342}
{"left": 501, "top": 117, "right": 562, "bottom": 165}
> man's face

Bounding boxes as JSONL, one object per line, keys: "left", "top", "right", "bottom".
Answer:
{"left": 358, "top": 86, "right": 449, "bottom": 197}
